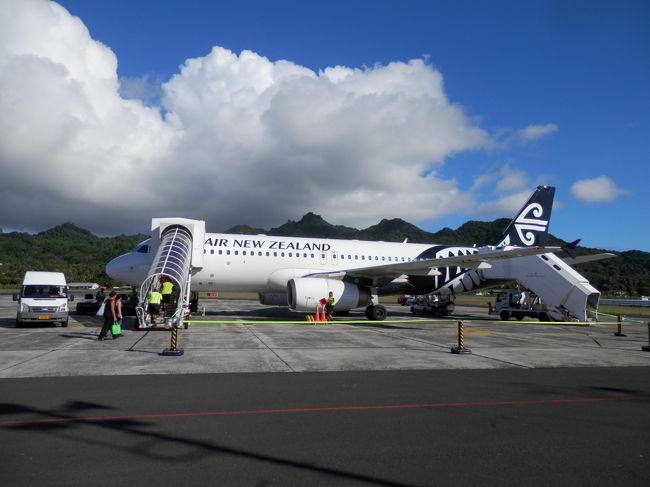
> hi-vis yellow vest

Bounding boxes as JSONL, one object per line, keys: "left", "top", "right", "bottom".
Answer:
{"left": 149, "top": 291, "right": 162, "bottom": 304}
{"left": 161, "top": 281, "right": 173, "bottom": 295}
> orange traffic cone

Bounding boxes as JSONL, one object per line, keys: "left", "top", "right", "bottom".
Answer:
{"left": 314, "top": 306, "right": 321, "bottom": 322}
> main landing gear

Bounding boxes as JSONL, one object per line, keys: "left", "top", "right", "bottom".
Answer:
{"left": 365, "top": 304, "right": 387, "bottom": 321}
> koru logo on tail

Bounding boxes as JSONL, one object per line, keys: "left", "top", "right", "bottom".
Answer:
{"left": 515, "top": 203, "right": 548, "bottom": 246}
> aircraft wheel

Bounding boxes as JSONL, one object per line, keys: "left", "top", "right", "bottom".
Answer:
{"left": 499, "top": 311, "right": 510, "bottom": 321}
{"left": 16, "top": 320, "right": 23, "bottom": 328}
{"left": 366, "top": 305, "right": 386, "bottom": 321}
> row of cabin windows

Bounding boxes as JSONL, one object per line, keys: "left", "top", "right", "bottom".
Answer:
{"left": 204, "top": 248, "right": 412, "bottom": 262}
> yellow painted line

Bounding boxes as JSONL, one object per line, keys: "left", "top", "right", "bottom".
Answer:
{"left": 182, "top": 319, "right": 614, "bottom": 327}
{"left": 184, "top": 319, "right": 455, "bottom": 325}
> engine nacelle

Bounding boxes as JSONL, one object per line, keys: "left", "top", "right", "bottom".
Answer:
{"left": 258, "top": 292, "right": 288, "bottom": 306}
{"left": 287, "top": 278, "right": 372, "bottom": 311}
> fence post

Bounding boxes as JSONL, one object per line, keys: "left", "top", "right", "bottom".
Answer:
{"left": 642, "top": 322, "right": 650, "bottom": 352}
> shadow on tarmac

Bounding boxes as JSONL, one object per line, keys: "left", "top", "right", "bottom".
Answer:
{"left": 1, "top": 400, "right": 417, "bottom": 487}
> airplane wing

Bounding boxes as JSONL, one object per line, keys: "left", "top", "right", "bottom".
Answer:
{"left": 305, "top": 246, "right": 562, "bottom": 285}
{"left": 561, "top": 253, "right": 617, "bottom": 265}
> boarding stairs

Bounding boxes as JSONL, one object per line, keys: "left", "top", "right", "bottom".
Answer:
{"left": 136, "top": 219, "right": 205, "bottom": 329}
{"left": 483, "top": 251, "right": 600, "bottom": 321}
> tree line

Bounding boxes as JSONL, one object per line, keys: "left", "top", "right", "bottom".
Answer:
{"left": 1, "top": 217, "right": 649, "bottom": 296}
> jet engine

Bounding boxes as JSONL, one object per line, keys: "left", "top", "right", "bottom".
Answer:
{"left": 287, "top": 278, "right": 372, "bottom": 312}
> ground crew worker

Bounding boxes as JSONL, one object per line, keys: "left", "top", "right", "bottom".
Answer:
{"left": 95, "top": 287, "right": 106, "bottom": 303}
{"left": 161, "top": 277, "right": 174, "bottom": 312}
{"left": 148, "top": 289, "right": 163, "bottom": 324}
{"left": 326, "top": 291, "right": 335, "bottom": 320}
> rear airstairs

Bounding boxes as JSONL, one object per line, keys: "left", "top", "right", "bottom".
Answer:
{"left": 136, "top": 218, "right": 205, "bottom": 329}
{"left": 482, "top": 251, "right": 600, "bottom": 322}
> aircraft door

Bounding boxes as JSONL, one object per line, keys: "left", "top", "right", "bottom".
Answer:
{"left": 320, "top": 252, "right": 328, "bottom": 265}
{"left": 331, "top": 251, "right": 338, "bottom": 266}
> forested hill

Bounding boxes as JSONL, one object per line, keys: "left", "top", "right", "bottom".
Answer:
{"left": 226, "top": 213, "right": 650, "bottom": 296}
{"left": 0, "top": 223, "right": 146, "bottom": 286}
{"left": 1, "top": 217, "right": 648, "bottom": 295}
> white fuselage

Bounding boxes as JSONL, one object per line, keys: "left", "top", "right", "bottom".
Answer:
{"left": 107, "top": 233, "right": 483, "bottom": 296}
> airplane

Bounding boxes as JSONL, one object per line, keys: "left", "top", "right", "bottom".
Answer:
{"left": 105, "top": 185, "right": 607, "bottom": 323}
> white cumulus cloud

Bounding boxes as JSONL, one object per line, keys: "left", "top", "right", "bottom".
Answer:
{"left": 517, "top": 123, "right": 558, "bottom": 142}
{"left": 0, "top": 0, "right": 544, "bottom": 236}
{"left": 571, "top": 176, "right": 629, "bottom": 203}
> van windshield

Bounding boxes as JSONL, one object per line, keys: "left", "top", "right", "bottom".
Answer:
{"left": 22, "top": 285, "right": 68, "bottom": 298}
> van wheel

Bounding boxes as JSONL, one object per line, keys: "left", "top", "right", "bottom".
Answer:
{"left": 62, "top": 320, "right": 69, "bottom": 328}
{"left": 499, "top": 311, "right": 510, "bottom": 321}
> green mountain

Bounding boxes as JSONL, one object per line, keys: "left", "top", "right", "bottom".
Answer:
{"left": 0, "top": 223, "right": 147, "bottom": 286}
{"left": 224, "top": 214, "right": 650, "bottom": 295}
{"left": 1, "top": 217, "right": 648, "bottom": 295}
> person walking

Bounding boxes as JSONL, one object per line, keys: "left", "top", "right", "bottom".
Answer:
{"left": 148, "top": 288, "right": 163, "bottom": 324}
{"left": 98, "top": 291, "right": 118, "bottom": 340}
{"left": 161, "top": 277, "right": 174, "bottom": 312}
{"left": 113, "top": 293, "right": 124, "bottom": 337}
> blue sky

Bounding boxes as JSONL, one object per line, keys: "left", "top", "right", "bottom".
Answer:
{"left": 1, "top": 0, "right": 649, "bottom": 251}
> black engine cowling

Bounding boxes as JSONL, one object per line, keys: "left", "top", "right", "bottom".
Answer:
{"left": 287, "top": 278, "right": 372, "bottom": 312}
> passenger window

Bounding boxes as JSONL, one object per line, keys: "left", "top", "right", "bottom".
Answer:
{"left": 226, "top": 250, "right": 231, "bottom": 255}
{"left": 219, "top": 249, "right": 223, "bottom": 255}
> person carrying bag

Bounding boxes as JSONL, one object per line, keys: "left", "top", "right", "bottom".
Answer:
{"left": 98, "top": 291, "right": 120, "bottom": 340}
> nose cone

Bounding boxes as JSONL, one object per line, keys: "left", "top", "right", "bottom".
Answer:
{"left": 106, "top": 254, "right": 130, "bottom": 283}
{"left": 105, "top": 252, "right": 150, "bottom": 286}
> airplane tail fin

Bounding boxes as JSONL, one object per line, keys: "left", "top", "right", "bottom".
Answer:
{"left": 495, "top": 186, "right": 555, "bottom": 247}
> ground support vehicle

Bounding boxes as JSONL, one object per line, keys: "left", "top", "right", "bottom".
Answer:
{"left": 14, "top": 271, "right": 73, "bottom": 327}
{"left": 408, "top": 294, "right": 455, "bottom": 315}
{"left": 490, "top": 289, "right": 564, "bottom": 321}
{"left": 75, "top": 294, "right": 101, "bottom": 315}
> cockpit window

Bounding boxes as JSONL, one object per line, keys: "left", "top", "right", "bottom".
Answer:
{"left": 133, "top": 239, "right": 151, "bottom": 253}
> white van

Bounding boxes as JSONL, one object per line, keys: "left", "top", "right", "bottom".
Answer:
{"left": 13, "top": 271, "right": 73, "bottom": 327}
